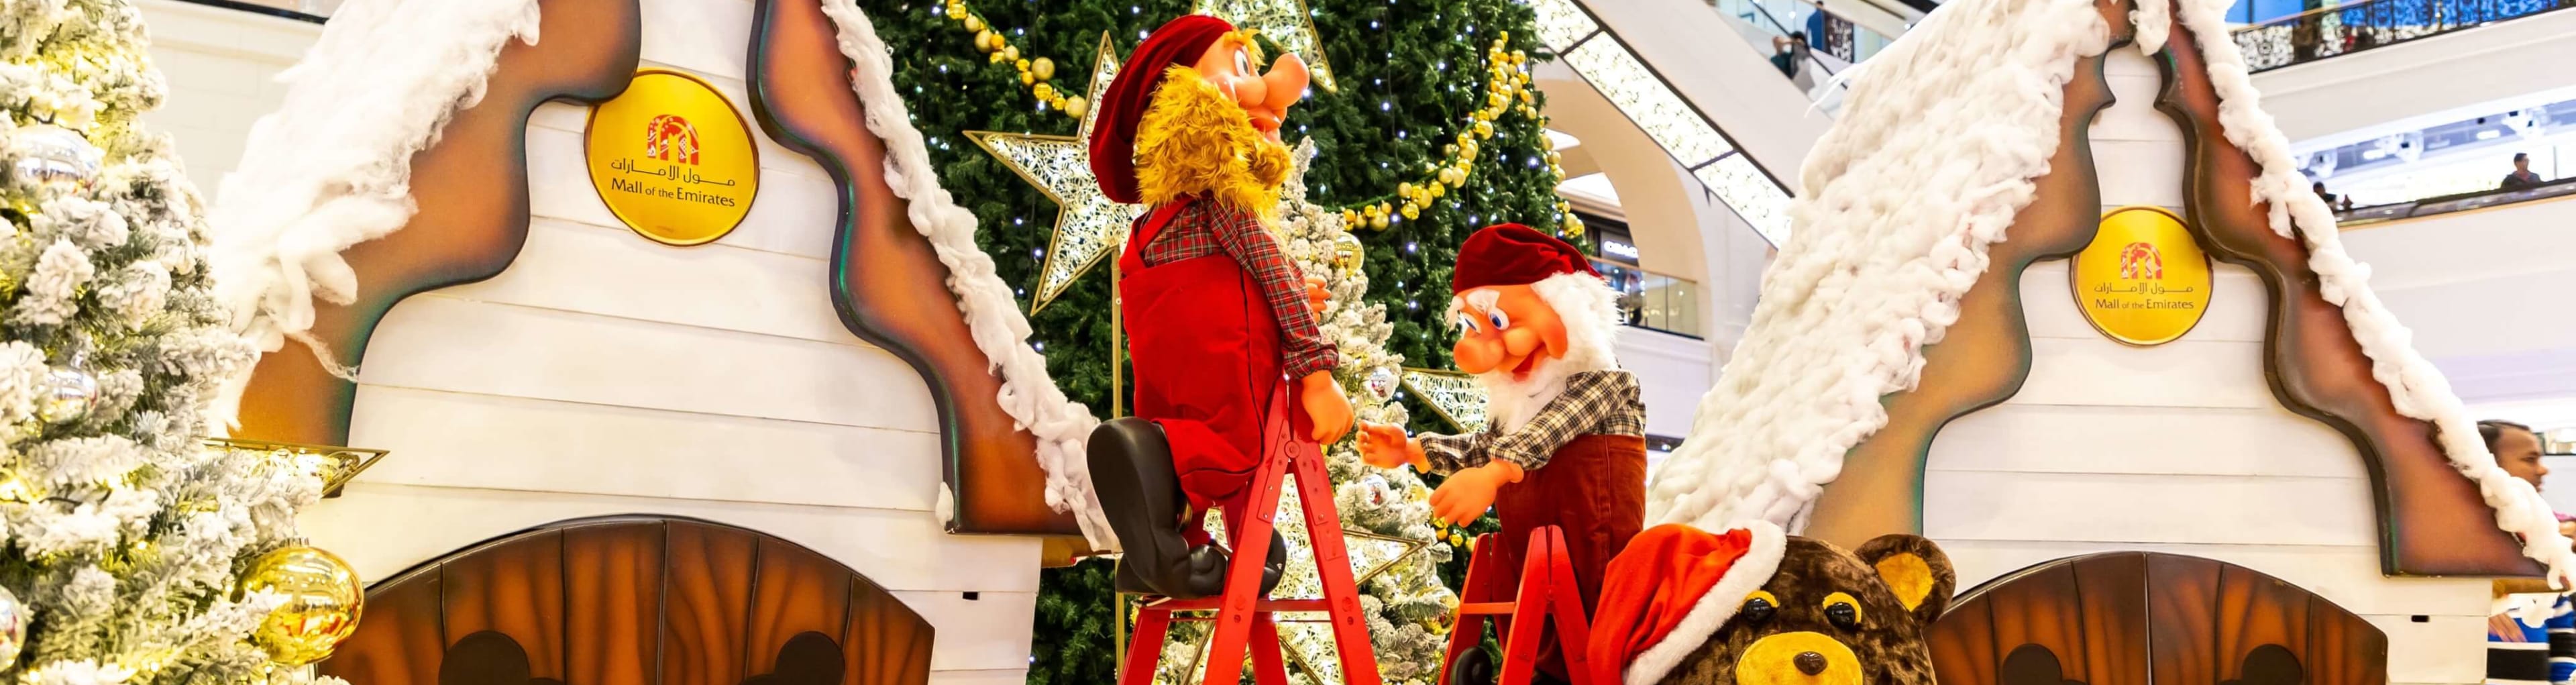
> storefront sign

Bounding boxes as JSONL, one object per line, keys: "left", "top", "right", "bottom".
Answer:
{"left": 1599, "top": 236, "right": 1639, "bottom": 262}
{"left": 2071, "top": 206, "right": 2212, "bottom": 346}
{"left": 585, "top": 69, "right": 759, "bottom": 246}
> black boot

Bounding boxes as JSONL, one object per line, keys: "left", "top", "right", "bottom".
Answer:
{"left": 1089, "top": 418, "right": 1208, "bottom": 598}
{"left": 1260, "top": 532, "right": 1288, "bottom": 596}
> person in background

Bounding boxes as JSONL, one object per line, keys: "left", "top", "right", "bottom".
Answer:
{"left": 2313, "top": 181, "right": 2338, "bottom": 206}
{"left": 1770, "top": 35, "right": 1799, "bottom": 78}
{"left": 1805, "top": 0, "right": 1827, "bottom": 50}
{"left": 2504, "top": 152, "right": 2546, "bottom": 190}
{"left": 2484, "top": 419, "right": 2575, "bottom": 685}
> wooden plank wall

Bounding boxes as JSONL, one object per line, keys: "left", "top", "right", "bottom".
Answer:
{"left": 1919, "top": 47, "right": 2489, "bottom": 685}
{"left": 290, "top": 1, "right": 1040, "bottom": 683}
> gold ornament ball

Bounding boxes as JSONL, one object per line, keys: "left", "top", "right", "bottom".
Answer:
{"left": 974, "top": 30, "right": 996, "bottom": 51}
{"left": 241, "top": 545, "right": 363, "bottom": 666}
{"left": 1003, "top": 45, "right": 1020, "bottom": 62}
{"left": 1020, "top": 71, "right": 1035, "bottom": 86}
{"left": 1064, "top": 96, "right": 1089, "bottom": 118}
{"left": 1368, "top": 213, "right": 1389, "bottom": 229}
{"left": 1401, "top": 203, "right": 1421, "bottom": 220}
{"left": 962, "top": 13, "right": 983, "bottom": 32}
{"left": 1398, "top": 182, "right": 1415, "bottom": 200}
{"left": 1331, "top": 231, "right": 1366, "bottom": 273}
{"left": 1032, "top": 56, "right": 1056, "bottom": 81}
{"left": 1474, "top": 120, "right": 1495, "bottom": 139}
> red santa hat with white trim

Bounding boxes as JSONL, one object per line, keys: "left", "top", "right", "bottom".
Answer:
{"left": 1587, "top": 521, "right": 1787, "bottom": 685}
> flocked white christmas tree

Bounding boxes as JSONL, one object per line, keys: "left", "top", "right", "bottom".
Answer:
{"left": 1155, "top": 142, "right": 1458, "bottom": 685}
{"left": 0, "top": 1, "right": 339, "bottom": 683}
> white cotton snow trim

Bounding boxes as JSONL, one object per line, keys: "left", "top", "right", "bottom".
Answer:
{"left": 814, "top": 0, "right": 1114, "bottom": 549}
{"left": 1644, "top": 0, "right": 2112, "bottom": 533}
{"left": 1622, "top": 521, "right": 1784, "bottom": 685}
{"left": 2165, "top": 0, "right": 2576, "bottom": 584}
{"left": 1644, "top": 0, "right": 2576, "bottom": 584}
{"left": 205, "top": 0, "right": 545, "bottom": 424}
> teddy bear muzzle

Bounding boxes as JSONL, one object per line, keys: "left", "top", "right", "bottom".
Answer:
{"left": 1733, "top": 631, "right": 1862, "bottom": 685}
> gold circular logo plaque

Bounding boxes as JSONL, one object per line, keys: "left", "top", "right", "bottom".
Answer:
{"left": 584, "top": 69, "right": 759, "bottom": 246}
{"left": 2071, "top": 206, "right": 2213, "bottom": 346}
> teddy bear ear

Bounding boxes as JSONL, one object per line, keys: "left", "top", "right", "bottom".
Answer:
{"left": 1856, "top": 533, "right": 1955, "bottom": 624}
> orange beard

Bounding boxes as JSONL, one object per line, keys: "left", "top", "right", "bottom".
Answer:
{"left": 1133, "top": 65, "right": 1293, "bottom": 217}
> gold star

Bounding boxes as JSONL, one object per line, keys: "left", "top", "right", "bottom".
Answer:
{"left": 1195, "top": 0, "right": 1339, "bottom": 92}
{"left": 966, "top": 34, "right": 1144, "bottom": 314}
{"left": 1402, "top": 368, "right": 1489, "bottom": 433}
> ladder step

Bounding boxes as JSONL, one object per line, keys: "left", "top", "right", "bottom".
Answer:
{"left": 1456, "top": 602, "right": 1517, "bottom": 615}
{"left": 1136, "top": 597, "right": 1337, "bottom": 613}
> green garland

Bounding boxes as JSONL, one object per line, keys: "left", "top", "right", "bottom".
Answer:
{"left": 851, "top": 1, "right": 1567, "bottom": 682}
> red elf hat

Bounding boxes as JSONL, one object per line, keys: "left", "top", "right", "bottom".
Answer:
{"left": 1088, "top": 14, "right": 1237, "bottom": 204}
{"left": 1588, "top": 521, "right": 1785, "bottom": 685}
{"left": 1452, "top": 223, "right": 1601, "bottom": 293}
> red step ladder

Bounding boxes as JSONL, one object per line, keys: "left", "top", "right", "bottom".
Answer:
{"left": 1118, "top": 435, "right": 1381, "bottom": 685}
{"left": 1438, "top": 527, "right": 1597, "bottom": 685}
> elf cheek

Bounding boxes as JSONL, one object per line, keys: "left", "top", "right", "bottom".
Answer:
{"left": 1502, "top": 327, "right": 1543, "bottom": 359}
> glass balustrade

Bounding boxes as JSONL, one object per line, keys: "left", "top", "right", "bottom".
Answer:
{"left": 2230, "top": 0, "right": 2575, "bottom": 72}
{"left": 1709, "top": 0, "right": 1896, "bottom": 69}
{"left": 1590, "top": 258, "right": 1703, "bottom": 338}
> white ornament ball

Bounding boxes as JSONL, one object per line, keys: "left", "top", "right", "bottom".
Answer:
{"left": 12, "top": 124, "right": 102, "bottom": 191}
{"left": 1359, "top": 474, "right": 1391, "bottom": 507}
{"left": 1365, "top": 366, "right": 1399, "bottom": 402}
{"left": 40, "top": 365, "right": 97, "bottom": 424}
{"left": 0, "top": 584, "right": 23, "bottom": 668}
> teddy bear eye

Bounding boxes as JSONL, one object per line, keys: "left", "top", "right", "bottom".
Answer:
{"left": 1741, "top": 590, "right": 1778, "bottom": 624}
{"left": 1823, "top": 591, "right": 1864, "bottom": 631}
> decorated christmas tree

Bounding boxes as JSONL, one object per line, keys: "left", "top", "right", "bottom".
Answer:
{"left": 854, "top": 0, "right": 1567, "bottom": 682}
{"left": 0, "top": 1, "right": 347, "bottom": 683}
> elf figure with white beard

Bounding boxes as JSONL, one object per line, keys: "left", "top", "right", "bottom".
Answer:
{"left": 1358, "top": 223, "right": 1648, "bottom": 684}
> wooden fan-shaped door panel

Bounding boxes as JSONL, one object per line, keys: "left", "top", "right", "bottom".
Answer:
{"left": 316, "top": 515, "right": 934, "bottom": 685}
{"left": 1928, "top": 551, "right": 2384, "bottom": 685}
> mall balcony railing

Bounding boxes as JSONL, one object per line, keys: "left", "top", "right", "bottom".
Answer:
{"left": 1590, "top": 258, "right": 1704, "bottom": 339}
{"left": 2230, "top": 0, "right": 2576, "bottom": 72}
{"left": 2332, "top": 176, "right": 2576, "bottom": 226}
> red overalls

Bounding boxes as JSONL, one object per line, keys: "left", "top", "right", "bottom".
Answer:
{"left": 1119, "top": 199, "right": 1297, "bottom": 547}
{"left": 1496, "top": 433, "right": 1648, "bottom": 681}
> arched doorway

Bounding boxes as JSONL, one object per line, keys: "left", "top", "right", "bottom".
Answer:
{"left": 1929, "top": 552, "right": 2385, "bottom": 685}
{"left": 317, "top": 515, "right": 934, "bottom": 685}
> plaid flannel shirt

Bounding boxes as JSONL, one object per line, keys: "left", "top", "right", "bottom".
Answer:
{"left": 1137, "top": 200, "right": 1336, "bottom": 380}
{"left": 1419, "top": 370, "right": 1646, "bottom": 473}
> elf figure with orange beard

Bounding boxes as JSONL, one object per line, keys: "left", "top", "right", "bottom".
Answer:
{"left": 1084, "top": 15, "right": 1354, "bottom": 601}
{"left": 1358, "top": 224, "right": 1648, "bottom": 684}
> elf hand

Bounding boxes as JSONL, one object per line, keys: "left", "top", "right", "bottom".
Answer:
{"left": 1298, "top": 371, "right": 1353, "bottom": 443}
{"left": 1430, "top": 461, "right": 1524, "bottom": 527}
{"left": 1356, "top": 423, "right": 1428, "bottom": 471}
{"left": 1305, "top": 274, "right": 1331, "bottom": 316}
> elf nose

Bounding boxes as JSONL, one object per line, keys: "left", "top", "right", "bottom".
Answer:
{"left": 1794, "top": 651, "right": 1827, "bottom": 676}
{"left": 1261, "top": 52, "right": 1309, "bottom": 111}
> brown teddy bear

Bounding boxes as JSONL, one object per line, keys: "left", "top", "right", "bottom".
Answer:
{"left": 1587, "top": 521, "right": 1955, "bottom": 685}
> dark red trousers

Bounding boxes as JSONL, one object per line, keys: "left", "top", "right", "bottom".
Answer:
{"left": 1493, "top": 433, "right": 1648, "bottom": 680}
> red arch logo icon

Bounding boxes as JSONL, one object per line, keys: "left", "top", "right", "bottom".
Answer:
{"left": 2118, "top": 242, "right": 2164, "bottom": 280}
{"left": 644, "top": 113, "right": 700, "bottom": 165}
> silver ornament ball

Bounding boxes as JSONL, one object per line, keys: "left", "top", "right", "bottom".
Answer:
{"left": 41, "top": 365, "right": 97, "bottom": 424}
{"left": 11, "top": 124, "right": 102, "bottom": 191}
{"left": 0, "top": 584, "right": 23, "bottom": 668}
{"left": 1364, "top": 366, "right": 1400, "bottom": 402}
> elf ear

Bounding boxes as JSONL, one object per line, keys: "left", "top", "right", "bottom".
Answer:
{"left": 1856, "top": 533, "right": 1954, "bottom": 624}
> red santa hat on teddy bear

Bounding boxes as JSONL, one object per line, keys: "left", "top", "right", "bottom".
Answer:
{"left": 1587, "top": 521, "right": 1788, "bottom": 685}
